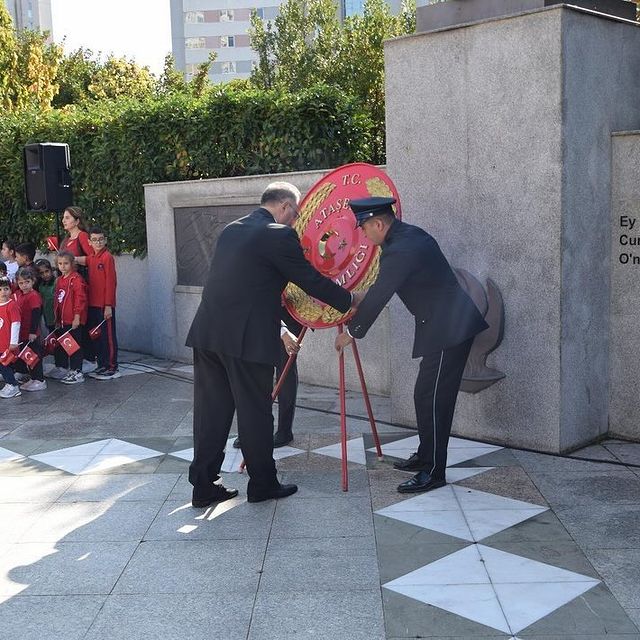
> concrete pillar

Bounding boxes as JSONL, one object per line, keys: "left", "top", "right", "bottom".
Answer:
{"left": 385, "top": 6, "right": 640, "bottom": 452}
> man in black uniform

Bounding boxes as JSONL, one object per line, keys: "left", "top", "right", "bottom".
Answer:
{"left": 335, "top": 197, "right": 488, "bottom": 494}
{"left": 188, "top": 182, "right": 353, "bottom": 507}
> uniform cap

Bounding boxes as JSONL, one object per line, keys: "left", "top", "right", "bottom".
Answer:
{"left": 349, "top": 197, "right": 396, "bottom": 227}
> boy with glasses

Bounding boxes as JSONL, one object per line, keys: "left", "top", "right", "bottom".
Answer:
{"left": 75, "top": 226, "right": 120, "bottom": 379}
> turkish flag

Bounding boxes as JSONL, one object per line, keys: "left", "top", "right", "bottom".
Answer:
{"left": 46, "top": 235, "right": 59, "bottom": 252}
{"left": 43, "top": 332, "right": 57, "bottom": 355}
{"left": 19, "top": 345, "right": 40, "bottom": 370}
{"left": 58, "top": 331, "right": 80, "bottom": 356}
{"left": 89, "top": 320, "right": 106, "bottom": 341}
{"left": 0, "top": 349, "right": 16, "bottom": 366}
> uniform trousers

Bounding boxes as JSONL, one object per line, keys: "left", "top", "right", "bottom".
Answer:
{"left": 415, "top": 337, "right": 473, "bottom": 480}
{"left": 189, "top": 347, "right": 278, "bottom": 495}
{"left": 274, "top": 339, "right": 297, "bottom": 436}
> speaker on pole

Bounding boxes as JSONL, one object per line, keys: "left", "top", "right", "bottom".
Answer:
{"left": 23, "top": 143, "right": 73, "bottom": 212}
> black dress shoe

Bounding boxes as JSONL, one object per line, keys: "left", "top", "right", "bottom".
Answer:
{"left": 273, "top": 431, "right": 293, "bottom": 448}
{"left": 393, "top": 452, "right": 426, "bottom": 471}
{"left": 247, "top": 483, "right": 298, "bottom": 503}
{"left": 397, "top": 471, "right": 446, "bottom": 494}
{"left": 232, "top": 437, "right": 241, "bottom": 449}
{"left": 192, "top": 484, "right": 239, "bottom": 508}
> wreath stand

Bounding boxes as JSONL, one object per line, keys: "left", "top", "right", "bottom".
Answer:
{"left": 241, "top": 325, "right": 384, "bottom": 491}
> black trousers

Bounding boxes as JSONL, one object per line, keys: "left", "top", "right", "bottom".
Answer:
{"left": 274, "top": 340, "right": 297, "bottom": 436}
{"left": 87, "top": 307, "right": 118, "bottom": 370}
{"left": 54, "top": 325, "right": 84, "bottom": 372}
{"left": 415, "top": 337, "right": 473, "bottom": 480}
{"left": 189, "top": 347, "right": 278, "bottom": 494}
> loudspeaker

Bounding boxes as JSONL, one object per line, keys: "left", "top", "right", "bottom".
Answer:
{"left": 23, "top": 143, "right": 73, "bottom": 212}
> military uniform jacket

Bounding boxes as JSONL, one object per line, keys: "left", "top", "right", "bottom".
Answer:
{"left": 187, "top": 208, "right": 351, "bottom": 365}
{"left": 348, "top": 219, "right": 488, "bottom": 356}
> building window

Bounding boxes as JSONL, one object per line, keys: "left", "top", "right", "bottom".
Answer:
{"left": 221, "top": 61, "right": 237, "bottom": 74}
{"left": 343, "top": 0, "right": 365, "bottom": 17}
{"left": 185, "top": 37, "right": 206, "bottom": 49}
{"left": 220, "top": 35, "right": 235, "bottom": 48}
{"left": 254, "top": 7, "right": 265, "bottom": 19}
{"left": 220, "top": 9, "right": 234, "bottom": 22}
{"left": 185, "top": 11, "right": 205, "bottom": 23}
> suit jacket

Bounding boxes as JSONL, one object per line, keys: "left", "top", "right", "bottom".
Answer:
{"left": 187, "top": 208, "right": 351, "bottom": 365}
{"left": 348, "top": 219, "right": 488, "bottom": 356}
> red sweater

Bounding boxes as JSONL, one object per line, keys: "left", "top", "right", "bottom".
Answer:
{"left": 54, "top": 273, "right": 88, "bottom": 325}
{"left": 0, "top": 299, "right": 21, "bottom": 351}
{"left": 13, "top": 289, "right": 42, "bottom": 342}
{"left": 86, "top": 247, "right": 117, "bottom": 308}
{"left": 61, "top": 231, "right": 92, "bottom": 258}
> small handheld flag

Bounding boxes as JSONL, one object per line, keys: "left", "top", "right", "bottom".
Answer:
{"left": 58, "top": 331, "right": 80, "bottom": 356}
{"left": 18, "top": 343, "right": 40, "bottom": 370}
{"left": 89, "top": 319, "right": 107, "bottom": 341}
{"left": 0, "top": 349, "right": 17, "bottom": 366}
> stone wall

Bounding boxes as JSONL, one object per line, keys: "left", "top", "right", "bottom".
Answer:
{"left": 384, "top": 6, "right": 640, "bottom": 450}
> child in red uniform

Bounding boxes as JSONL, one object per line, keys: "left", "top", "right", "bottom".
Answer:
{"left": 51, "top": 251, "right": 87, "bottom": 385}
{"left": 0, "top": 277, "right": 22, "bottom": 398}
{"left": 76, "top": 226, "right": 120, "bottom": 379}
{"left": 12, "top": 267, "right": 46, "bottom": 391}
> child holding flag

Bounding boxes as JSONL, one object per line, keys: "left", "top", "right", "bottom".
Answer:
{"left": 0, "top": 277, "right": 21, "bottom": 398}
{"left": 12, "top": 267, "right": 46, "bottom": 391}
{"left": 50, "top": 251, "right": 87, "bottom": 385}
{"left": 75, "top": 226, "right": 120, "bottom": 379}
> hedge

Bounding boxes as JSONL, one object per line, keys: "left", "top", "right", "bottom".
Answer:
{"left": 0, "top": 84, "right": 374, "bottom": 256}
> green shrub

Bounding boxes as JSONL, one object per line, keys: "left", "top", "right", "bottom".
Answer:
{"left": 0, "top": 84, "right": 373, "bottom": 256}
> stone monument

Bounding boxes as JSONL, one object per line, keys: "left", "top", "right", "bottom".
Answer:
{"left": 385, "top": 0, "right": 640, "bottom": 451}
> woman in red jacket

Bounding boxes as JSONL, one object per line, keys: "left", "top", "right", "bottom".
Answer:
{"left": 60, "top": 206, "right": 92, "bottom": 263}
{"left": 50, "top": 251, "right": 88, "bottom": 385}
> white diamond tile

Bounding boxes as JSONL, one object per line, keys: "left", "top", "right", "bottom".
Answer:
{"left": 0, "top": 447, "right": 24, "bottom": 463}
{"left": 452, "top": 486, "right": 543, "bottom": 512}
{"left": 367, "top": 434, "right": 502, "bottom": 467}
{"left": 386, "top": 583, "right": 511, "bottom": 634}
{"left": 379, "top": 485, "right": 458, "bottom": 513}
{"left": 446, "top": 467, "right": 493, "bottom": 483}
{"left": 169, "top": 448, "right": 193, "bottom": 462}
{"left": 477, "top": 545, "right": 598, "bottom": 585}
{"left": 494, "top": 581, "right": 599, "bottom": 633}
{"left": 313, "top": 437, "right": 366, "bottom": 465}
{"left": 387, "top": 544, "right": 489, "bottom": 585}
{"left": 272, "top": 445, "right": 305, "bottom": 461}
{"left": 447, "top": 446, "right": 503, "bottom": 466}
{"left": 376, "top": 485, "right": 547, "bottom": 542}
{"left": 384, "top": 544, "right": 600, "bottom": 635}
{"left": 169, "top": 439, "right": 304, "bottom": 474}
{"left": 30, "top": 439, "right": 162, "bottom": 475}
{"left": 381, "top": 509, "right": 474, "bottom": 540}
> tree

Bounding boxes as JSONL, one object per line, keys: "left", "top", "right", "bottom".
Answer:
{"left": 87, "top": 56, "right": 156, "bottom": 101}
{"left": 53, "top": 47, "right": 100, "bottom": 107}
{"left": 249, "top": 0, "right": 415, "bottom": 162}
{"left": 0, "top": 4, "right": 62, "bottom": 112}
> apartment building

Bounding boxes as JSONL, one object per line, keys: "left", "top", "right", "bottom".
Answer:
{"left": 170, "top": 0, "right": 286, "bottom": 83}
{"left": 170, "top": 0, "right": 401, "bottom": 83}
{"left": 4, "top": 0, "right": 52, "bottom": 32}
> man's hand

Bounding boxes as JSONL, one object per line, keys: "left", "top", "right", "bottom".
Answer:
{"left": 28, "top": 333, "right": 37, "bottom": 342}
{"left": 351, "top": 289, "right": 368, "bottom": 308}
{"left": 104, "top": 305, "right": 113, "bottom": 320}
{"left": 281, "top": 331, "right": 300, "bottom": 357}
{"left": 9, "top": 343, "right": 19, "bottom": 352}
{"left": 334, "top": 332, "right": 353, "bottom": 352}
{"left": 71, "top": 314, "right": 80, "bottom": 330}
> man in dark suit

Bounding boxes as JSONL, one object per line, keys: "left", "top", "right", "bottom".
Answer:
{"left": 187, "top": 182, "right": 353, "bottom": 507}
{"left": 335, "top": 197, "right": 488, "bottom": 494}
{"left": 233, "top": 304, "right": 302, "bottom": 450}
